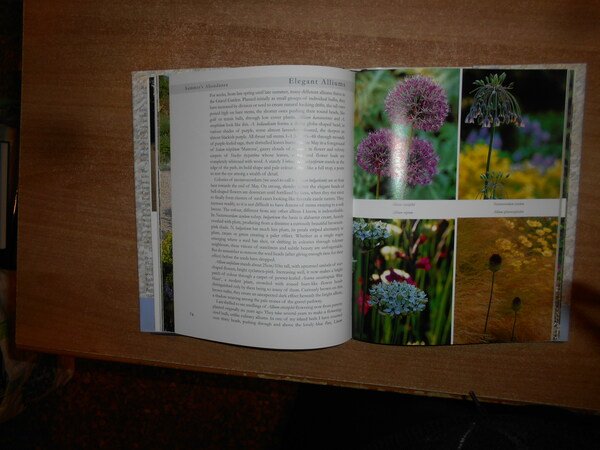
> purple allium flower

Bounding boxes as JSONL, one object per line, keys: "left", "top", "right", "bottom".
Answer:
{"left": 356, "top": 129, "right": 406, "bottom": 177}
{"left": 406, "top": 138, "right": 439, "bottom": 187}
{"left": 385, "top": 75, "right": 449, "bottom": 132}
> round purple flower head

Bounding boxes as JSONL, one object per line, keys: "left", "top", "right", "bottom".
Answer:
{"left": 385, "top": 75, "right": 449, "bottom": 132}
{"left": 406, "top": 138, "right": 439, "bottom": 187}
{"left": 356, "top": 129, "right": 405, "bottom": 178}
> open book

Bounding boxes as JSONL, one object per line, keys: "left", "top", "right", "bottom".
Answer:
{"left": 132, "top": 65, "right": 584, "bottom": 349}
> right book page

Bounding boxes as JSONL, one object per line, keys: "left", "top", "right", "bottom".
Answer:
{"left": 351, "top": 66, "right": 583, "bottom": 345}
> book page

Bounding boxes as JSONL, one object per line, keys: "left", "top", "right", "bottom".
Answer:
{"left": 350, "top": 67, "right": 583, "bottom": 346}
{"left": 169, "top": 66, "right": 355, "bottom": 349}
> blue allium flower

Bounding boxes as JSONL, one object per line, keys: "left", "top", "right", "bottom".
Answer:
{"left": 353, "top": 219, "right": 390, "bottom": 250}
{"left": 530, "top": 153, "right": 556, "bottom": 173}
{"left": 464, "top": 72, "right": 523, "bottom": 128}
{"left": 356, "top": 129, "right": 404, "bottom": 178}
{"left": 406, "top": 138, "right": 439, "bottom": 187}
{"left": 368, "top": 281, "right": 428, "bottom": 316}
{"left": 466, "top": 127, "right": 503, "bottom": 149}
{"left": 521, "top": 116, "right": 551, "bottom": 148}
{"left": 385, "top": 75, "right": 449, "bottom": 132}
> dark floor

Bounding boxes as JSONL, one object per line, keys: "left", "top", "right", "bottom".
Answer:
{"left": 1, "top": 357, "right": 600, "bottom": 449}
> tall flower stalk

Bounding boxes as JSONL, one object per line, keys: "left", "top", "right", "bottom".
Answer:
{"left": 484, "top": 253, "right": 502, "bottom": 334}
{"left": 511, "top": 296, "right": 522, "bottom": 341}
{"left": 465, "top": 73, "right": 523, "bottom": 199}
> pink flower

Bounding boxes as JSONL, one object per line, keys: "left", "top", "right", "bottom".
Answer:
{"left": 416, "top": 257, "right": 432, "bottom": 271}
{"left": 357, "top": 291, "right": 371, "bottom": 315}
{"left": 395, "top": 250, "right": 408, "bottom": 259}
{"left": 381, "top": 268, "right": 416, "bottom": 286}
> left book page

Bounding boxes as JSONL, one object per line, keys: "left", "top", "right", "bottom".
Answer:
{"left": 133, "top": 66, "right": 355, "bottom": 349}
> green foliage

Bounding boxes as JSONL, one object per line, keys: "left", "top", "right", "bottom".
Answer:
{"left": 473, "top": 72, "right": 510, "bottom": 88}
{"left": 158, "top": 75, "right": 171, "bottom": 170}
{"left": 161, "top": 231, "right": 173, "bottom": 265}
{"left": 161, "top": 231, "right": 173, "bottom": 287}
{"left": 479, "top": 171, "right": 510, "bottom": 199}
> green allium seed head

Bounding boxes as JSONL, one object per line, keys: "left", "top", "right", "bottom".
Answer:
{"left": 465, "top": 72, "right": 523, "bottom": 128}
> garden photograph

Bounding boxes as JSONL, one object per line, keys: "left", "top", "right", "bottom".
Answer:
{"left": 353, "top": 68, "right": 460, "bottom": 200}
{"left": 352, "top": 218, "right": 454, "bottom": 345}
{"left": 157, "top": 75, "right": 175, "bottom": 331}
{"left": 453, "top": 217, "right": 559, "bottom": 344}
{"left": 459, "top": 69, "right": 568, "bottom": 200}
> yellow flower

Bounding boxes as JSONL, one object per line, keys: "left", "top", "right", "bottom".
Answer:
{"left": 459, "top": 145, "right": 562, "bottom": 199}
{"left": 527, "top": 220, "right": 542, "bottom": 228}
{"left": 459, "top": 144, "right": 510, "bottom": 199}
{"left": 496, "top": 238, "right": 514, "bottom": 251}
{"left": 510, "top": 260, "right": 523, "bottom": 270}
{"left": 518, "top": 235, "right": 532, "bottom": 247}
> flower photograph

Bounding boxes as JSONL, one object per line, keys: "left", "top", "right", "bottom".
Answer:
{"left": 352, "top": 218, "right": 454, "bottom": 345}
{"left": 453, "top": 217, "right": 560, "bottom": 343}
{"left": 459, "top": 69, "right": 568, "bottom": 199}
{"left": 353, "top": 68, "right": 460, "bottom": 200}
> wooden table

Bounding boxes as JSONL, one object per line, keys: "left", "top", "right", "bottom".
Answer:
{"left": 17, "top": 0, "right": 600, "bottom": 411}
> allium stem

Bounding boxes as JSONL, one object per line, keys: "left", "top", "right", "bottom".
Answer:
{"left": 376, "top": 174, "right": 381, "bottom": 199}
{"left": 373, "top": 308, "right": 381, "bottom": 342}
{"left": 392, "top": 317, "right": 399, "bottom": 344}
{"left": 484, "top": 271, "right": 495, "bottom": 333}
{"left": 403, "top": 315, "right": 410, "bottom": 344}
{"left": 511, "top": 311, "right": 517, "bottom": 341}
{"left": 483, "top": 125, "right": 495, "bottom": 199}
{"left": 360, "top": 250, "right": 370, "bottom": 339}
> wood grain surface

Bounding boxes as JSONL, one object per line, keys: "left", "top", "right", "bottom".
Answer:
{"left": 16, "top": 0, "right": 600, "bottom": 410}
